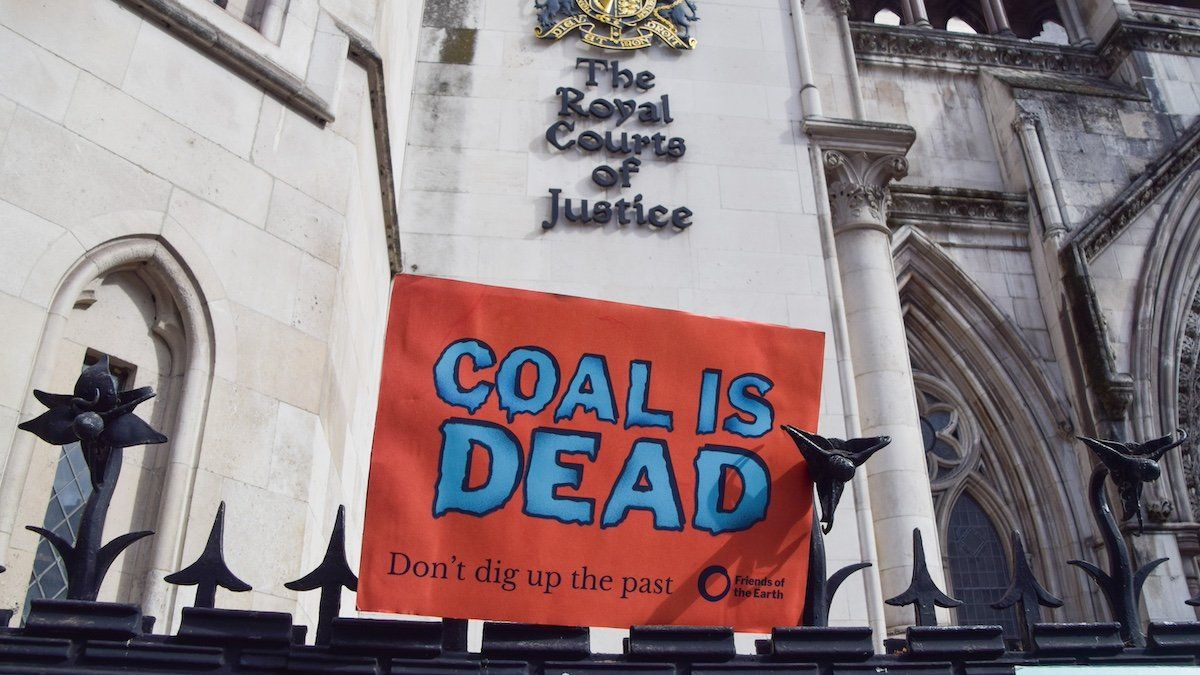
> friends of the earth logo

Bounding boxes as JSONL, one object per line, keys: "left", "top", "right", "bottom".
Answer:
{"left": 535, "top": 0, "right": 699, "bottom": 50}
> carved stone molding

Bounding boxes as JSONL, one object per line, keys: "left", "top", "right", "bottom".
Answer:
{"left": 888, "top": 186, "right": 1029, "bottom": 250}
{"left": 851, "top": 19, "right": 1200, "bottom": 79}
{"left": 1100, "top": 22, "right": 1200, "bottom": 73}
{"left": 1072, "top": 120, "right": 1200, "bottom": 261}
{"left": 1130, "top": 1, "right": 1200, "bottom": 29}
{"left": 804, "top": 117, "right": 916, "bottom": 233}
{"left": 850, "top": 22, "right": 1105, "bottom": 75}
{"left": 889, "top": 185, "right": 1028, "bottom": 229}
{"left": 1011, "top": 110, "right": 1040, "bottom": 133}
{"left": 111, "top": 0, "right": 334, "bottom": 124}
{"left": 1178, "top": 286, "right": 1200, "bottom": 521}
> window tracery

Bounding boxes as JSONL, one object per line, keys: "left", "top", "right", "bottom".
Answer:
{"left": 915, "top": 373, "right": 978, "bottom": 495}
{"left": 1138, "top": 1, "right": 1200, "bottom": 12}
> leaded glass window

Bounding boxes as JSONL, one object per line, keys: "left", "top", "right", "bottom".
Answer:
{"left": 946, "top": 492, "right": 1018, "bottom": 637}
{"left": 24, "top": 354, "right": 130, "bottom": 613}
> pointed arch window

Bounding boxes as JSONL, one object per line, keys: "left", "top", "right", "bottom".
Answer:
{"left": 913, "top": 371, "right": 1020, "bottom": 633}
{"left": 946, "top": 492, "right": 1019, "bottom": 637}
{"left": 898, "top": 228, "right": 1091, "bottom": 622}
{"left": 852, "top": 0, "right": 1070, "bottom": 41}
{"left": 1030, "top": 19, "right": 1069, "bottom": 44}
{"left": 16, "top": 267, "right": 184, "bottom": 614}
{"left": 945, "top": 16, "right": 978, "bottom": 33}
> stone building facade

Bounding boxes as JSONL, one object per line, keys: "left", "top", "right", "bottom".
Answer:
{"left": 2, "top": 0, "right": 1200, "bottom": 650}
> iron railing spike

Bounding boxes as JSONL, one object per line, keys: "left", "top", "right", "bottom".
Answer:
{"left": 164, "top": 502, "right": 251, "bottom": 609}
{"left": 991, "top": 529, "right": 1063, "bottom": 648}
{"left": 800, "top": 488, "right": 871, "bottom": 627}
{"left": 781, "top": 426, "right": 889, "bottom": 535}
{"left": 885, "top": 528, "right": 962, "bottom": 627}
{"left": 285, "top": 505, "right": 358, "bottom": 645}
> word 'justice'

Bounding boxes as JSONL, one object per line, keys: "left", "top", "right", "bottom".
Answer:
{"left": 541, "top": 58, "right": 693, "bottom": 231}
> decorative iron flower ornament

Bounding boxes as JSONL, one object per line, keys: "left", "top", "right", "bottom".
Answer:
{"left": 782, "top": 425, "right": 890, "bottom": 533}
{"left": 1077, "top": 429, "right": 1186, "bottom": 530}
{"left": 18, "top": 355, "right": 166, "bottom": 488}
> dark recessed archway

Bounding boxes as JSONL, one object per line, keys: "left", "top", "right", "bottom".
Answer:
{"left": 852, "top": 0, "right": 1065, "bottom": 39}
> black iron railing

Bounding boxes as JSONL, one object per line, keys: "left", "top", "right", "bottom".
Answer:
{"left": 3, "top": 358, "right": 1199, "bottom": 673}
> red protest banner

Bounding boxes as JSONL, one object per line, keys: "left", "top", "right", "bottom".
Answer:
{"left": 358, "top": 275, "right": 824, "bottom": 631}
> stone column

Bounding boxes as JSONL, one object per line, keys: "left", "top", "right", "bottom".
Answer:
{"left": 1011, "top": 112, "right": 1067, "bottom": 242}
{"left": 804, "top": 118, "right": 947, "bottom": 632}
{"left": 1055, "top": 0, "right": 1094, "bottom": 46}
{"left": 900, "top": 0, "right": 931, "bottom": 28}
{"left": 981, "top": 0, "right": 1014, "bottom": 36}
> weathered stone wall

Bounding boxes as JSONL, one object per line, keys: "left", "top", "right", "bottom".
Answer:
{"left": 861, "top": 67, "right": 1007, "bottom": 192}
{"left": 856, "top": 64, "right": 1062, "bottom": 390}
{"left": 0, "top": 0, "right": 411, "bottom": 632}
{"left": 857, "top": 53, "right": 1173, "bottom": 388}
{"left": 1020, "top": 90, "right": 1168, "bottom": 227}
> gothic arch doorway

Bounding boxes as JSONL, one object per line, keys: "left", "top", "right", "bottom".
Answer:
{"left": 895, "top": 228, "right": 1096, "bottom": 621}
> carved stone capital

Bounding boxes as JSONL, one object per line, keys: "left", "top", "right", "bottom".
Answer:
{"left": 1011, "top": 109, "right": 1041, "bottom": 133}
{"left": 823, "top": 150, "right": 909, "bottom": 231}
{"left": 804, "top": 117, "right": 916, "bottom": 233}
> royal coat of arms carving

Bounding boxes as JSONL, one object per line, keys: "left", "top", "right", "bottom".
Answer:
{"left": 535, "top": 0, "right": 699, "bottom": 50}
